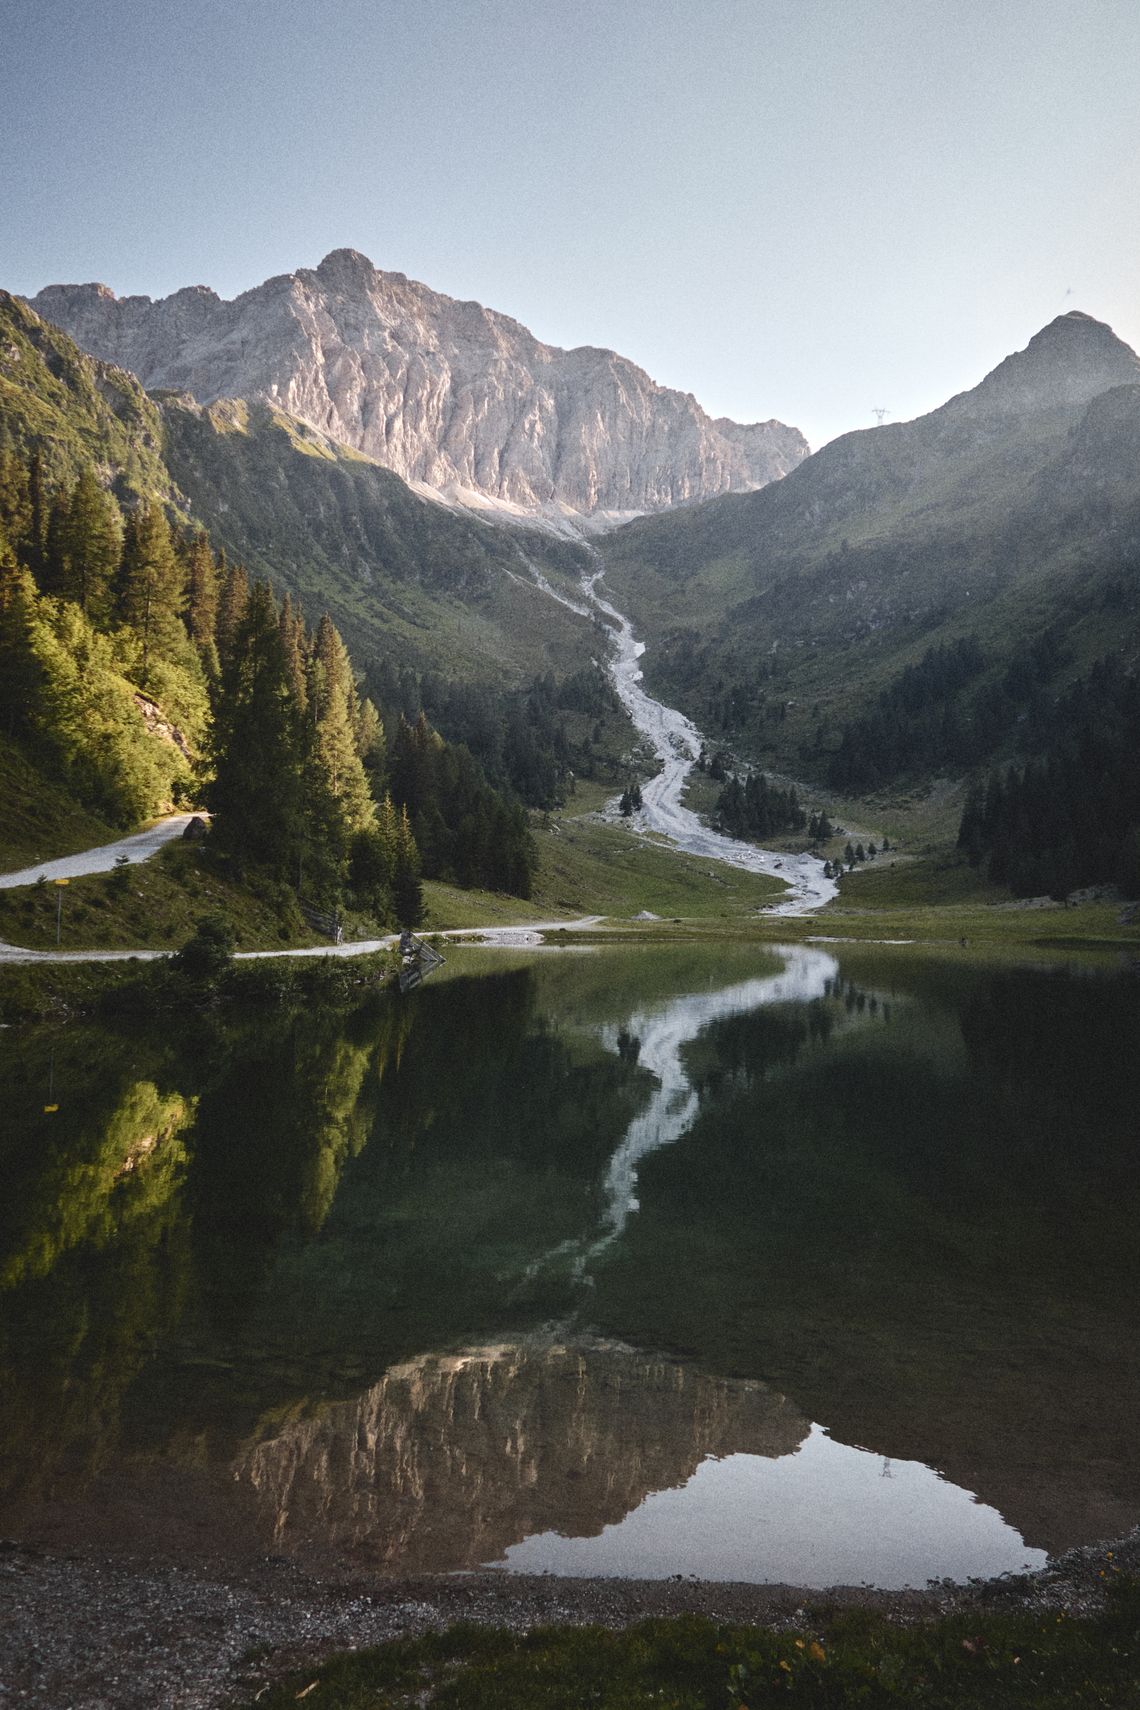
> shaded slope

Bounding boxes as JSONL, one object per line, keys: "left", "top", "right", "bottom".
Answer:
{"left": 158, "top": 394, "right": 598, "bottom": 683}
{"left": 602, "top": 312, "right": 1140, "bottom": 780}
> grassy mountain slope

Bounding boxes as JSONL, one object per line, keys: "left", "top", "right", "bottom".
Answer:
{"left": 602, "top": 313, "right": 1140, "bottom": 785}
{"left": 0, "top": 293, "right": 177, "bottom": 505}
{"left": 6, "top": 289, "right": 602, "bottom": 693}
{"left": 158, "top": 395, "right": 598, "bottom": 685}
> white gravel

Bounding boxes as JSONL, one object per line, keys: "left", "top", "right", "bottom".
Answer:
{"left": 576, "top": 560, "right": 837, "bottom": 916}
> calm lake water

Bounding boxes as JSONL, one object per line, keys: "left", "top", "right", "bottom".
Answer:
{"left": 1, "top": 942, "right": 1137, "bottom": 1588}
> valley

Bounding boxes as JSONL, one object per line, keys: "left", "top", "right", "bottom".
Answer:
{"left": 2, "top": 253, "right": 1139, "bottom": 1710}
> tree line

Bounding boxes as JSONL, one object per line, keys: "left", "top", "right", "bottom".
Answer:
{"left": 365, "top": 658, "right": 624, "bottom": 810}
{"left": 716, "top": 771, "right": 807, "bottom": 839}
{"left": 0, "top": 448, "right": 537, "bottom": 921}
{"left": 957, "top": 654, "right": 1140, "bottom": 897}
{"left": 825, "top": 632, "right": 1075, "bottom": 793}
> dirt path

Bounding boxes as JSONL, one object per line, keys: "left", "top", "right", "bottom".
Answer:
{"left": 0, "top": 919, "right": 606, "bottom": 965}
{"left": 0, "top": 814, "right": 197, "bottom": 889}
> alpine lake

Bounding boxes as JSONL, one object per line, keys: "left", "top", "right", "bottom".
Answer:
{"left": 2, "top": 938, "right": 1137, "bottom": 1592}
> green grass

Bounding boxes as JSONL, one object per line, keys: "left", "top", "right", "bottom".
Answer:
{"left": 527, "top": 810, "right": 787, "bottom": 920}
{"left": 0, "top": 735, "right": 122, "bottom": 872}
{"left": 237, "top": 1578, "right": 1140, "bottom": 1708}
{"left": 829, "top": 853, "right": 1007, "bottom": 909}
{"left": 0, "top": 957, "right": 154, "bottom": 1023}
{"left": 0, "top": 841, "right": 329, "bottom": 953}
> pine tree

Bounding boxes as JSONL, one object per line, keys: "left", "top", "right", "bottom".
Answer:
{"left": 215, "top": 560, "right": 250, "bottom": 675}
{"left": 26, "top": 449, "right": 47, "bottom": 585}
{"left": 63, "top": 468, "right": 122, "bottom": 623}
{"left": 0, "top": 445, "right": 33, "bottom": 561}
{"left": 278, "top": 593, "right": 308, "bottom": 711}
{"left": 392, "top": 803, "right": 423, "bottom": 927}
{"left": 185, "top": 531, "right": 219, "bottom": 656}
{"left": 208, "top": 581, "right": 304, "bottom": 874}
{"left": 0, "top": 538, "right": 42, "bottom": 738}
{"left": 117, "top": 504, "right": 184, "bottom": 680}
{"left": 304, "top": 614, "right": 375, "bottom": 892}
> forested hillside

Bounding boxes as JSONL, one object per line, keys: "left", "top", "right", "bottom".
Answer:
{"left": 602, "top": 314, "right": 1140, "bottom": 787}
{"left": 0, "top": 291, "right": 640, "bottom": 916}
{"left": 0, "top": 436, "right": 539, "bottom": 918}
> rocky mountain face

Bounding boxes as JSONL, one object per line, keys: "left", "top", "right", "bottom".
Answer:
{"left": 233, "top": 1338, "right": 806, "bottom": 1573}
{"left": 29, "top": 250, "right": 808, "bottom": 522}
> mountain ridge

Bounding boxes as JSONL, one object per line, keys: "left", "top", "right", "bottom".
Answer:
{"left": 600, "top": 307, "right": 1140, "bottom": 787}
{"left": 28, "top": 249, "right": 808, "bottom": 523}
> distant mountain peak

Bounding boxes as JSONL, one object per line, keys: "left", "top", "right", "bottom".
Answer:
{"left": 314, "top": 246, "right": 379, "bottom": 281}
{"left": 961, "top": 310, "right": 1140, "bottom": 418}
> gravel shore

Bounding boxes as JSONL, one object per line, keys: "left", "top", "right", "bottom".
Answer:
{"left": 2, "top": 1531, "right": 1136, "bottom": 1709}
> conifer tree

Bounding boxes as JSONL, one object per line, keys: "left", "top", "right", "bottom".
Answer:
{"left": 117, "top": 504, "right": 184, "bottom": 679}
{"left": 0, "top": 443, "right": 33, "bottom": 559}
{"left": 278, "top": 593, "right": 308, "bottom": 711}
{"left": 208, "top": 581, "right": 304, "bottom": 874}
{"left": 26, "top": 449, "right": 47, "bottom": 585}
{"left": 185, "top": 531, "right": 219, "bottom": 658}
{"left": 0, "top": 537, "right": 42, "bottom": 738}
{"left": 215, "top": 560, "right": 250, "bottom": 675}
{"left": 63, "top": 467, "right": 122, "bottom": 622}
{"left": 392, "top": 803, "right": 423, "bottom": 926}
{"left": 295, "top": 614, "right": 375, "bottom": 899}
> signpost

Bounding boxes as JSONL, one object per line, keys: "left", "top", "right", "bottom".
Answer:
{"left": 54, "top": 877, "right": 69, "bottom": 945}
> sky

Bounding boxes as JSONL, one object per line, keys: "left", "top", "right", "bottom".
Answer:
{"left": 3, "top": 0, "right": 1139, "bottom": 448}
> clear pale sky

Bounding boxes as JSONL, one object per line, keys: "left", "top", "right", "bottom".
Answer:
{"left": 3, "top": 0, "right": 1139, "bottom": 448}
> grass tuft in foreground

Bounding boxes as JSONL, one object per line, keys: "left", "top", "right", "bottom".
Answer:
{"left": 239, "top": 1577, "right": 1140, "bottom": 1708}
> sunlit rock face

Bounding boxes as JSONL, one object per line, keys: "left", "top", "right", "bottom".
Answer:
{"left": 233, "top": 1339, "right": 807, "bottom": 1572}
{"left": 30, "top": 250, "right": 808, "bottom": 519}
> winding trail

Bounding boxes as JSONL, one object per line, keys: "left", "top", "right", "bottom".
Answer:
{"left": 0, "top": 919, "right": 606, "bottom": 967}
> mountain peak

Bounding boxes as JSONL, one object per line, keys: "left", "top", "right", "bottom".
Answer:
{"left": 949, "top": 310, "right": 1140, "bottom": 420}
{"left": 27, "top": 255, "right": 808, "bottom": 519}
{"left": 314, "top": 247, "right": 378, "bottom": 282}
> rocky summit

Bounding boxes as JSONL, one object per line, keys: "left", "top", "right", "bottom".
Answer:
{"left": 30, "top": 249, "right": 808, "bottom": 523}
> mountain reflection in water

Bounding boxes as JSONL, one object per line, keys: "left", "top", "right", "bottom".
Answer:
{"left": 1, "top": 943, "right": 1137, "bottom": 1581}
{"left": 236, "top": 1338, "right": 806, "bottom": 1573}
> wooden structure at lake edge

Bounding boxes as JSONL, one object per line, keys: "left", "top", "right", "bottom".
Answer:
{"left": 398, "top": 932, "right": 445, "bottom": 994}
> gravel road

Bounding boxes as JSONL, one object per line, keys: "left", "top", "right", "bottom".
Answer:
{"left": 0, "top": 815, "right": 197, "bottom": 889}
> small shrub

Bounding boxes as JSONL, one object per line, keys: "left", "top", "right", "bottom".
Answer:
{"left": 172, "top": 913, "right": 237, "bottom": 980}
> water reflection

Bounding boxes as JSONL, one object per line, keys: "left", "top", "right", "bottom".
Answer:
{"left": 236, "top": 1337, "right": 806, "bottom": 1573}
{"left": 499, "top": 1424, "right": 1048, "bottom": 1588}
{"left": 0, "top": 945, "right": 1137, "bottom": 1579}
{"left": 528, "top": 945, "right": 849, "bottom": 1280}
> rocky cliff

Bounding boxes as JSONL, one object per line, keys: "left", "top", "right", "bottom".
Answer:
{"left": 234, "top": 1338, "right": 807, "bottom": 1573}
{"left": 30, "top": 250, "right": 808, "bottom": 522}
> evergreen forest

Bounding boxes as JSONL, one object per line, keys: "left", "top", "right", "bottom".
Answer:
{"left": 0, "top": 444, "right": 537, "bottom": 924}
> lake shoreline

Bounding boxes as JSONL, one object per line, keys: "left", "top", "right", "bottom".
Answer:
{"left": 4, "top": 1526, "right": 1136, "bottom": 1709}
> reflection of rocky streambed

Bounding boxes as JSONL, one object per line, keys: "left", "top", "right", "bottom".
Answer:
{"left": 235, "top": 1339, "right": 807, "bottom": 1573}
